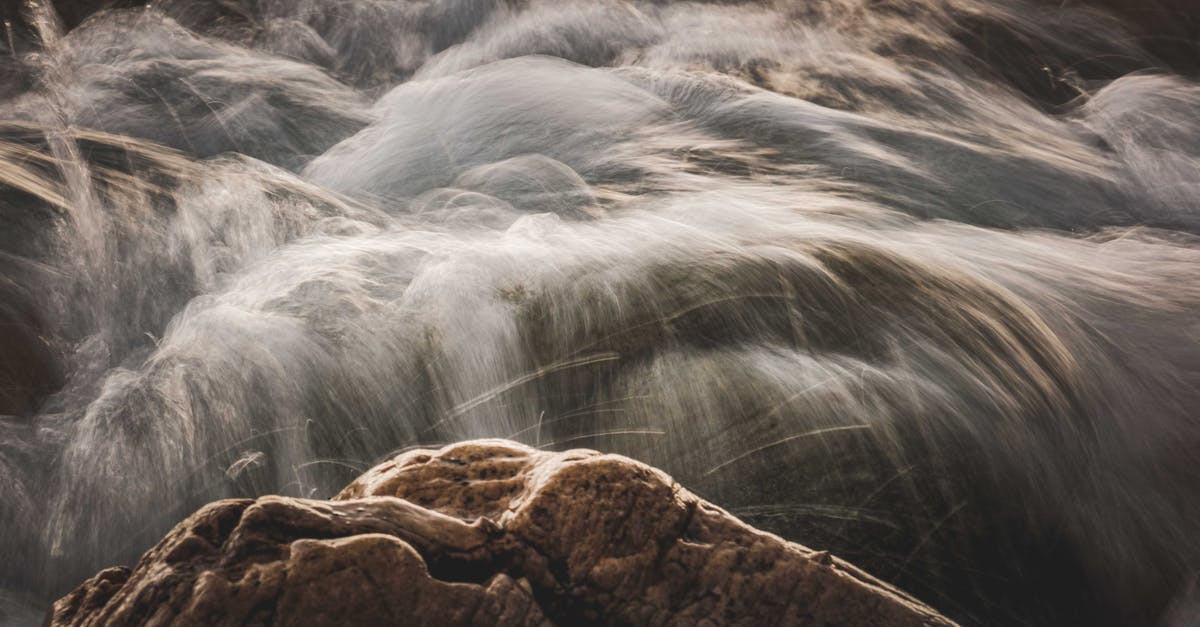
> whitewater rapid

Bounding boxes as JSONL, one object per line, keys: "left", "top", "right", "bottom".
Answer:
{"left": 1, "top": 1, "right": 1198, "bottom": 625}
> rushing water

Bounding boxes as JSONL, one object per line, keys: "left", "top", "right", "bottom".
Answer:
{"left": 1, "top": 1, "right": 1198, "bottom": 624}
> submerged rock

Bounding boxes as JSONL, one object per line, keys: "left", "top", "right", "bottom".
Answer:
{"left": 48, "top": 440, "right": 956, "bottom": 626}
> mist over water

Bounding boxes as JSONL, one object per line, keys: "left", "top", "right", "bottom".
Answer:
{"left": 1, "top": 0, "right": 1198, "bottom": 624}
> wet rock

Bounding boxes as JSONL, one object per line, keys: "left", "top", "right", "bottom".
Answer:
{"left": 49, "top": 440, "right": 957, "bottom": 626}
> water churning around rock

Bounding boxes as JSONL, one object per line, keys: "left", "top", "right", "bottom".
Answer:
{"left": 0, "top": 1, "right": 1197, "bottom": 624}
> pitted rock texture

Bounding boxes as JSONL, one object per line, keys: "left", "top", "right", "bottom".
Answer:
{"left": 49, "top": 440, "right": 957, "bottom": 626}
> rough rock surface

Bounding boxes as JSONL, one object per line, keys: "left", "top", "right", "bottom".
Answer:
{"left": 49, "top": 440, "right": 957, "bottom": 626}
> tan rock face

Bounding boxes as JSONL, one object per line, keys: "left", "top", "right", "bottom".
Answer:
{"left": 49, "top": 440, "right": 957, "bottom": 626}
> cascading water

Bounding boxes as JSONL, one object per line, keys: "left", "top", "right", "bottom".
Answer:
{"left": 1, "top": 0, "right": 1198, "bottom": 624}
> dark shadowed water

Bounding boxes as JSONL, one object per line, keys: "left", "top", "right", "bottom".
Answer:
{"left": 1, "top": 0, "right": 1198, "bottom": 624}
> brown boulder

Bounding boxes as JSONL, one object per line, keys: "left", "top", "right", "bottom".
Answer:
{"left": 49, "top": 440, "right": 957, "bottom": 626}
